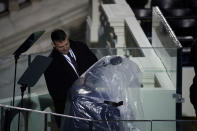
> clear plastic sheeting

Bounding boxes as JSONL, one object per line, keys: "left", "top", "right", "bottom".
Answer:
{"left": 60, "top": 56, "right": 144, "bottom": 131}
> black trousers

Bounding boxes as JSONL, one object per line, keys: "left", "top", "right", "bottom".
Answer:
{"left": 190, "top": 84, "right": 197, "bottom": 118}
{"left": 54, "top": 101, "right": 66, "bottom": 128}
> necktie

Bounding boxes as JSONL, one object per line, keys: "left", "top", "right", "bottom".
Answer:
{"left": 67, "top": 52, "right": 78, "bottom": 70}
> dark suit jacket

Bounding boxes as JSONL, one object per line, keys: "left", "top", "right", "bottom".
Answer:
{"left": 44, "top": 40, "right": 97, "bottom": 114}
{"left": 190, "top": 39, "right": 197, "bottom": 112}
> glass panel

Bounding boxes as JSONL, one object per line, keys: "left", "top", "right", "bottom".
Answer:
{"left": 1, "top": 104, "right": 197, "bottom": 131}
{"left": 91, "top": 48, "right": 177, "bottom": 89}
{"left": 91, "top": 120, "right": 151, "bottom": 131}
{"left": 153, "top": 47, "right": 177, "bottom": 87}
{"left": 91, "top": 48, "right": 176, "bottom": 121}
{"left": 59, "top": 114, "right": 92, "bottom": 131}
{"left": 0, "top": 55, "right": 28, "bottom": 106}
{"left": 152, "top": 121, "right": 176, "bottom": 131}
{"left": 152, "top": 7, "right": 181, "bottom": 88}
{"left": 152, "top": 7, "right": 183, "bottom": 119}
{"left": 0, "top": 106, "right": 28, "bottom": 131}
{"left": 0, "top": 47, "right": 177, "bottom": 121}
{"left": 10, "top": 110, "right": 28, "bottom": 131}
{"left": 0, "top": 105, "right": 57, "bottom": 131}
{"left": 26, "top": 111, "right": 46, "bottom": 131}
{"left": 152, "top": 120, "right": 197, "bottom": 131}
{"left": 152, "top": 7, "right": 181, "bottom": 48}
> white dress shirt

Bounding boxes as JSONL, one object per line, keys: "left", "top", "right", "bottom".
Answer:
{"left": 63, "top": 49, "right": 79, "bottom": 77}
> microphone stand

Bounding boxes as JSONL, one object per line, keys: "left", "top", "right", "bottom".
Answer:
{"left": 16, "top": 55, "right": 52, "bottom": 131}
{"left": 17, "top": 84, "right": 27, "bottom": 131}
{"left": 12, "top": 30, "right": 45, "bottom": 106}
{"left": 3, "top": 31, "right": 45, "bottom": 131}
{"left": 12, "top": 54, "right": 19, "bottom": 106}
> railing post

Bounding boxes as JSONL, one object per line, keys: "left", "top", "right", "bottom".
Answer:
{"left": 176, "top": 47, "right": 183, "bottom": 120}
{"left": 1, "top": 107, "right": 3, "bottom": 131}
{"left": 24, "top": 111, "right": 29, "bottom": 131}
{"left": 44, "top": 114, "right": 48, "bottom": 131}
{"left": 28, "top": 55, "right": 31, "bottom": 96}
{"left": 88, "top": 121, "right": 93, "bottom": 131}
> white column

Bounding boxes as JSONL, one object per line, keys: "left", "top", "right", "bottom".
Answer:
{"left": 101, "top": 3, "right": 133, "bottom": 48}
{"left": 113, "top": 26, "right": 125, "bottom": 48}
{"left": 86, "top": 0, "right": 100, "bottom": 44}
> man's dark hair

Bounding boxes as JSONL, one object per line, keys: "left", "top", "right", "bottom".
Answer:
{"left": 51, "top": 29, "right": 67, "bottom": 42}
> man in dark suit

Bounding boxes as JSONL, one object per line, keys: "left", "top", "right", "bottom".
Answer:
{"left": 190, "top": 38, "right": 197, "bottom": 118}
{"left": 44, "top": 29, "right": 98, "bottom": 127}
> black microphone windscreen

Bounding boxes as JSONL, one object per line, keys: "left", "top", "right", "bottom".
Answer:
{"left": 18, "top": 55, "right": 52, "bottom": 87}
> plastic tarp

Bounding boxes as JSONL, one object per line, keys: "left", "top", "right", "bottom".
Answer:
{"left": 60, "top": 56, "right": 144, "bottom": 131}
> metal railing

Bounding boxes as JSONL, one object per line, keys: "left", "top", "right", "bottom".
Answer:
{"left": 1, "top": 104, "right": 197, "bottom": 131}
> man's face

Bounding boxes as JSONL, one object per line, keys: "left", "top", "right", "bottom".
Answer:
{"left": 53, "top": 37, "right": 70, "bottom": 54}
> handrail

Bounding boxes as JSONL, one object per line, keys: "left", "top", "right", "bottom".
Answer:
{"left": 1, "top": 103, "right": 197, "bottom": 122}
{"left": 153, "top": 6, "right": 182, "bottom": 48}
{"left": 0, "top": 104, "right": 91, "bottom": 121}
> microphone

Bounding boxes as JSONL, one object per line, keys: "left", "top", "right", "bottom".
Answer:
{"left": 13, "top": 30, "right": 45, "bottom": 59}
{"left": 18, "top": 55, "right": 52, "bottom": 90}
